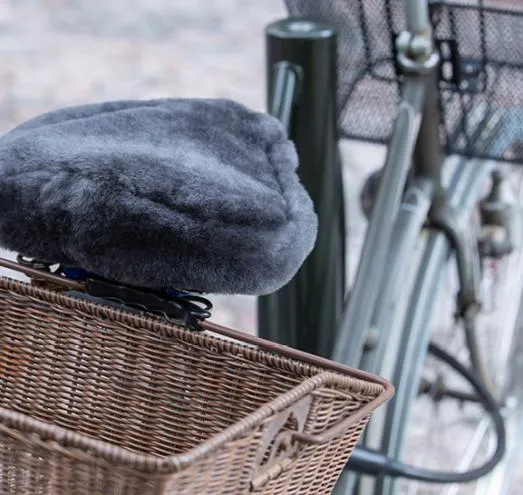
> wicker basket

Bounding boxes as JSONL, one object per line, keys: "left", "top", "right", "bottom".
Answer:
{"left": 0, "top": 276, "right": 392, "bottom": 494}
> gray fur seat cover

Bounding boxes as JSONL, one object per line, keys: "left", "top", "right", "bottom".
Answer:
{"left": 0, "top": 98, "right": 317, "bottom": 294}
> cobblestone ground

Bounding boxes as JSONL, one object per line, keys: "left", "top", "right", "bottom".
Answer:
{"left": 0, "top": 1, "right": 520, "bottom": 494}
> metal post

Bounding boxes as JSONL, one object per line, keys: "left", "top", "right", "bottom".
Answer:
{"left": 258, "top": 18, "right": 344, "bottom": 358}
{"left": 268, "top": 61, "right": 300, "bottom": 134}
{"left": 413, "top": 72, "right": 443, "bottom": 186}
{"left": 404, "top": 0, "right": 431, "bottom": 34}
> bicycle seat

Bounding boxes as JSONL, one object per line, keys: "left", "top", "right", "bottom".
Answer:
{"left": 0, "top": 98, "right": 317, "bottom": 295}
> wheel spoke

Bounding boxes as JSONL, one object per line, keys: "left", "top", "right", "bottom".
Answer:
{"left": 445, "top": 418, "right": 490, "bottom": 495}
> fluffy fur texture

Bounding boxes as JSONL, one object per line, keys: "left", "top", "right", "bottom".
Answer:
{"left": 0, "top": 98, "right": 318, "bottom": 294}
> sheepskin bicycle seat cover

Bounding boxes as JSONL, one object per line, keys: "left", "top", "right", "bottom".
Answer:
{"left": 0, "top": 98, "right": 317, "bottom": 295}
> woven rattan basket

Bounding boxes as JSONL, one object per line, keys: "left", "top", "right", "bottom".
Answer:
{"left": 0, "top": 275, "right": 392, "bottom": 494}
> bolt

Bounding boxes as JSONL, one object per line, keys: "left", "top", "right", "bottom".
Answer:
{"left": 410, "top": 35, "right": 433, "bottom": 58}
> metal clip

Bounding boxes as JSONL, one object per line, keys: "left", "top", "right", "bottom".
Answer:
{"left": 1, "top": 257, "right": 213, "bottom": 329}
{"left": 84, "top": 277, "right": 212, "bottom": 329}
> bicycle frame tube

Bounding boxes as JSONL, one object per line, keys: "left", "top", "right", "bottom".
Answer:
{"left": 405, "top": 0, "right": 431, "bottom": 34}
{"left": 331, "top": 76, "right": 427, "bottom": 367}
{"left": 363, "top": 178, "right": 434, "bottom": 374}
{"left": 333, "top": 0, "right": 443, "bottom": 367}
{"left": 379, "top": 157, "right": 495, "bottom": 495}
{"left": 333, "top": 177, "right": 435, "bottom": 495}
{"left": 413, "top": 69, "right": 444, "bottom": 186}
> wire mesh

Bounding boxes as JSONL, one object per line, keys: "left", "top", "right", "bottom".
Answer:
{"left": 284, "top": 0, "right": 523, "bottom": 163}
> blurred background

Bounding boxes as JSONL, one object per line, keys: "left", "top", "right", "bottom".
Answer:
{"left": 0, "top": 0, "right": 283, "bottom": 124}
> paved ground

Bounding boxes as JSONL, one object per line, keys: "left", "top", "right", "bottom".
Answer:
{"left": 0, "top": 1, "right": 520, "bottom": 494}
{"left": 0, "top": 0, "right": 284, "bottom": 128}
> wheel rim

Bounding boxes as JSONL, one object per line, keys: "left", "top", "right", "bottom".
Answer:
{"left": 400, "top": 164, "right": 523, "bottom": 495}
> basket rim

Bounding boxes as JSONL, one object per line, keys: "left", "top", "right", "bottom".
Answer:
{"left": 0, "top": 274, "right": 394, "bottom": 393}
{"left": 203, "top": 320, "right": 394, "bottom": 395}
{"left": 0, "top": 276, "right": 394, "bottom": 475}
{"left": 0, "top": 371, "right": 385, "bottom": 475}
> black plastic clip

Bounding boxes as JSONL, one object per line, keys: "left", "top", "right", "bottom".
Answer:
{"left": 84, "top": 278, "right": 212, "bottom": 330}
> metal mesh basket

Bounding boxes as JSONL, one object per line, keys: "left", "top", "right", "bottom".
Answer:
{"left": 0, "top": 277, "right": 392, "bottom": 495}
{"left": 285, "top": 0, "right": 523, "bottom": 163}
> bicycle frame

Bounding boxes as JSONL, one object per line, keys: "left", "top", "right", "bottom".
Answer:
{"left": 259, "top": 0, "right": 443, "bottom": 367}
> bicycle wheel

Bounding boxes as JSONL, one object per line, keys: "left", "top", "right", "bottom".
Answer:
{"left": 399, "top": 163, "right": 523, "bottom": 495}
{"left": 363, "top": 157, "right": 523, "bottom": 495}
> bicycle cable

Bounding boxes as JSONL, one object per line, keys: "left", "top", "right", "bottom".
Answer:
{"left": 347, "top": 341, "right": 506, "bottom": 483}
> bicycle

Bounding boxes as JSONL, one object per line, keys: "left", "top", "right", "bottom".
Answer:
{"left": 259, "top": 0, "right": 523, "bottom": 494}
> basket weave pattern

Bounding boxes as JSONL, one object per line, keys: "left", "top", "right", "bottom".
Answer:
{"left": 0, "top": 278, "right": 387, "bottom": 494}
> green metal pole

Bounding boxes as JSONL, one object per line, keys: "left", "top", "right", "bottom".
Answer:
{"left": 258, "top": 18, "right": 345, "bottom": 358}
